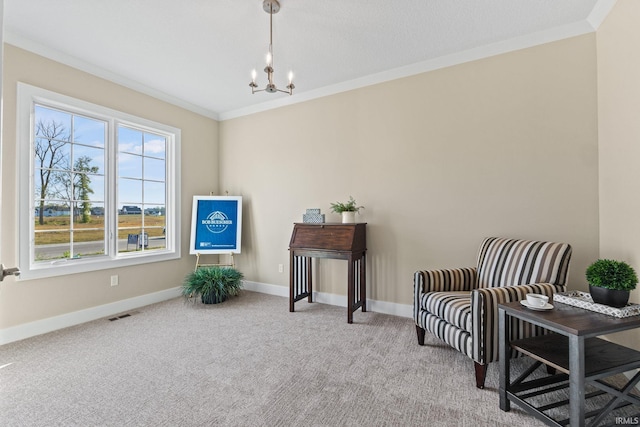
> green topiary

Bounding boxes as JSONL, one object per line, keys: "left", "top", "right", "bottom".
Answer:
{"left": 585, "top": 259, "right": 638, "bottom": 291}
{"left": 182, "top": 266, "right": 243, "bottom": 304}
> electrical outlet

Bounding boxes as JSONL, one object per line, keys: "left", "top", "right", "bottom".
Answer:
{"left": 110, "top": 275, "right": 119, "bottom": 286}
{"left": 278, "top": 264, "right": 284, "bottom": 273}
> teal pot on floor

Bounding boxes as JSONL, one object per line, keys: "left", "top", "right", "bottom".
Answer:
{"left": 589, "top": 285, "right": 630, "bottom": 308}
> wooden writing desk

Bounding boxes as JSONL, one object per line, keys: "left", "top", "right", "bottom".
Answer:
{"left": 288, "top": 223, "right": 367, "bottom": 323}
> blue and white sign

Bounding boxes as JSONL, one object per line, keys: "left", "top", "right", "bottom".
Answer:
{"left": 189, "top": 196, "right": 242, "bottom": 254}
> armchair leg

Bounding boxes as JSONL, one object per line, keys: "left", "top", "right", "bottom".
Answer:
{"left": 416, "top": 325, "right": 426, "bottom": 346}
{"left": 474, "top": 362, "right": 488, "bottom": 389}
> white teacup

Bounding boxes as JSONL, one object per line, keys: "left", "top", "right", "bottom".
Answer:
{"left": 526, "top": 293, "right": 549, "bottom": 307}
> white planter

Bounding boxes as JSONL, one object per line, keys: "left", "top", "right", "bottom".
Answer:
{"left": 341, "top": 211, "right": 356, "bottom": 223}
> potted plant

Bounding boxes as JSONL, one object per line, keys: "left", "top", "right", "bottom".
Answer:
{"left": 585, "top": 259, "right": 638, "bottom": 308}
{"left": 182, "top": 266, "right": 243, "bottom": 304}
{"left": 329, "top": 196, "right": 364, "bottom": 223}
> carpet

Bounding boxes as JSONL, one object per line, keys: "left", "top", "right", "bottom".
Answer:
{"left": 0, "top": 291, "right": 635, "bottom": 426}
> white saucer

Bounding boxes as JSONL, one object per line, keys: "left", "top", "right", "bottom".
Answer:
{"left": 520, "top": 300, "right": 554, "bottom": 311}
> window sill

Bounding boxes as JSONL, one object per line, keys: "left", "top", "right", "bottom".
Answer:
{"left": 18, "top": 250, "right": 181, "bottom": 281}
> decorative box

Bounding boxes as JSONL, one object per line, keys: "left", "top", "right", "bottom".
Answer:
{"left": 554, "top": 290, "right": 640, "bottom": 318}
{"left": 303, "top": 213, "right": 325, "bottom": 223}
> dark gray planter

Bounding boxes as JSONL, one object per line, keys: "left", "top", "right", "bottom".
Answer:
{"left": 589, "top": 285, "right": 630, "bottom": 308}
{"left": 201, "top": 293, "right": 227, "bottom": 304}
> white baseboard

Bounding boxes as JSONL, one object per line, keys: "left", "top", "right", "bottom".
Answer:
{"left": 0, "top": 287, "right": 181, "bottom": 345}
{"left": 242, "top": 280, "right": 289, "bottom": 297}
{"left": 242, "top": 280, "right": 413, "bottom": 318}
{"left": 1, "top": 281, "right": 412, "bottom": 345}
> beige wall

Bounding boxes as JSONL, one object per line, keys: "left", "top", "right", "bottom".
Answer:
{"left": 597, "top": 0, "right": 640, "bottom": 348}
{"left": 0, "top": 45, "right": 219, "bottom": 329}
{"left": 220, "top": 35, "right": 600, "bottom": 306}
{"left": 2, "top": 19, "right": 619, "bottom": 338}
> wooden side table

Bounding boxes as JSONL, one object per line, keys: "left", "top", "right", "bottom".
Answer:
{"left": 288, "top": 223, "right": 367, "bottom": 323}
{"left": 498, "top": 300, "right": 640, "bottom": 426}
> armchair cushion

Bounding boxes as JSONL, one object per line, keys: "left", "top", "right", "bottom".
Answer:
{"left": 476, "top": 237, "right": 572, "bottom": 289}
{"left": 421, "top": 292, "right": 472, "bottom": 333}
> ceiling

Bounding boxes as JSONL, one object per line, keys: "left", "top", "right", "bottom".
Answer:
{"left": 3, "top": 0, "right": 614, "bottom": 120}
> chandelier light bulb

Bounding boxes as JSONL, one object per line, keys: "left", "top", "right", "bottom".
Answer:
{"left": 248, "top": 0, "right": 294, "bottom": 96}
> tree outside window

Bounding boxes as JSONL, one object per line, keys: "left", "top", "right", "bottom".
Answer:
{"left": 19, "top": 83, "right": 180, "bottom": 280}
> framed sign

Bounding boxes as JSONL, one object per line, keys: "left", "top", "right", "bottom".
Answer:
{"left": 189, "top": 196, "right": 242, "bottom": 254}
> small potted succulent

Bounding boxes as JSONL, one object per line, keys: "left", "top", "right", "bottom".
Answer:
{"left": 182, "top": 266, "right": 243, "bottom": 304}
{"left": 329, "top": 196, "right": 364, "bottom": 223}
{"left": 585, "top": 259, "right": 637, "bottom": 308}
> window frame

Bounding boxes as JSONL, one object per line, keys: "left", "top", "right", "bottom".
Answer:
{"left": 18, "top": 83, "right": 181, "bottom": 280}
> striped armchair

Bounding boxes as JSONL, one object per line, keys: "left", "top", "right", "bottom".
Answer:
{"left": 414, "top": 237, "right": 572, "bottom": 388}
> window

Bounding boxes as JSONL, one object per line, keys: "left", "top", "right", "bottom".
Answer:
{"left": 18, "top": 83, "right": 181, "bottom": 280}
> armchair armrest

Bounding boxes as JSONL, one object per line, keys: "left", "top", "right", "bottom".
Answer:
{"left": 413, "top": 267, "right": 476, "bottom": 326}
{"left": 470, "top": 283, "right": 566, "bottom": 364}
{"left": 414, "top": 267, "right": 477, "bottom": 295}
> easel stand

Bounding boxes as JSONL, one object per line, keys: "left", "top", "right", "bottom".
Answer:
{"left": 194, "top": 252, "right": 235, "bottom": 271}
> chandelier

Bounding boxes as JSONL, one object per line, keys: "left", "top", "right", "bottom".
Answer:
{"left": 249, "top": 0, "right": 295, "bottom": 95}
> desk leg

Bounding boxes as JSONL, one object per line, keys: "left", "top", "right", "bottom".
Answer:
{"left": 306, "top": 257, "right": 313, "bottom": 303}
{"left": 347, "top": 256, "right": 354, "bottom": 324}
{"left": 499, "top": 307, "right": 510, "bottom": 411}
{"left": 289, "top": 252, "right": 295, "bottom": 312}
{"left": 360, "top": 254, "right": 366, "bottom": 312}
{"left": 569, "top": 335, "right": 586, "bottom": 426}
{"left": 289, "top": 255, "right": 313, "bottom": 312}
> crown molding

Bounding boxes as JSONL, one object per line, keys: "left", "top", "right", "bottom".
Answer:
{"left": 5, "top": 3, "right": 613, "bottom": 124}
{"left": 4, "top": 31, "right": 220, "bottom": 121}
{"left": 219, "top": 19, "right": 597, "bottom": 121}
{"left": 587, "top": 0, "right": 617, "bottom": 29}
